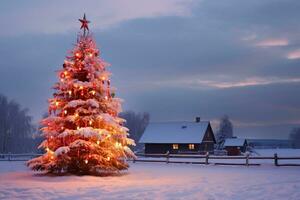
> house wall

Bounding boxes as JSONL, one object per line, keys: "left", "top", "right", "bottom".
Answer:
{"left": 177, "top": 144, "right": 200, "bottom": 153}
{"left": 225, "top": 142, "right": 247, "bottom": 155}
{"left": 203, "top": 125, "right": 215, "bottom": 142}
{"left": 199, "top": 142, "right": 214, "bottom": 152}
{"left": 225, "top": 147, "right": 241, "bottom": 156}
{"left": 241, "top": 141, "right": 248, "bottom": 152}
{"left": 145, "top": 143, "right": 214, "bottom": 154}
{"left": 200, "top": 124, "right": 215, "bottom": 153}
{"left": 145, "top": 144, "right": 201, "bottom": 154}
{"left": 240, "top": 144, "right": 246, "bottom": 152}
{"left": 145, "top": 144, "right": 171, "bottom": 154}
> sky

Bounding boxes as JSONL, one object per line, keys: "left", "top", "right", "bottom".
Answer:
{"left": 0, "top": 0, "right": 300, "bottom": 139}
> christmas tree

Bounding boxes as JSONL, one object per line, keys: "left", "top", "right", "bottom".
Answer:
{"left": 27, "top": 14, "right": 135, "bottom": 175}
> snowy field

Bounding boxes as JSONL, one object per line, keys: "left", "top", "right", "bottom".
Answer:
{"left": 1, "top": 156, "right": 300, "bottom": 200}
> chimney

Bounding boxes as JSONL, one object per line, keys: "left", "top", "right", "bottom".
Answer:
{"left": 195, "top": 117, "right": 200, "bottom": 123}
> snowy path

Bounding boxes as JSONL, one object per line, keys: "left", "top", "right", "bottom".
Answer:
{"left": 0, "top": 161, "right": 300, "bottom": 200}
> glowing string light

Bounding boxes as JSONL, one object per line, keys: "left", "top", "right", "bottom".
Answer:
{"left": 75, "top": 52, "right": 81, "bottom": 58}
{"left": 115, "top": 142, "right": 122, "bottom": 148}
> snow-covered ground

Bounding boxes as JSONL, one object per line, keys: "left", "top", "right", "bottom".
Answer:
{"left": 1, "top": 156, "right": 300, "bottom": 200}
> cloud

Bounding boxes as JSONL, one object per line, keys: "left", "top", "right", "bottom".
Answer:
{"left": 255, "top": 38, "right": 289, "bottom": 47}
{"left": 241, "top": 33, "right": 257, "bottom": 41}
{"left": 0, "top": 0, "right": 197, "bottom": 36}
{"left": 208, "top": 77, "right": 300, "bottom": 89}
{"left": 152, "top": 76, "right": 300, "bottom": 89}
{"left": 287, "top": 49, "right": 300, "bottom": 59}
{"left": 1, "top": 0, "right": 300, "bottom": 139}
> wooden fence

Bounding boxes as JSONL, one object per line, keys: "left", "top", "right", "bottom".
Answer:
{"left": 133, "top": 152, "right": 300, "bottom": 167}
{"left": 0, "top": 153, "right": 43, "bottom": 161}
{"left": 1, "top": 152, "right": 300, "bottom": 167}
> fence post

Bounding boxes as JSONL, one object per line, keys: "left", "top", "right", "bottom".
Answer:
{"left": 8, "top": 152, "right": 11, "bottom": 161}
{"left": 274, "top": 153, "right": 278, "bottom": 166}
{"left": 166, "top": 151, "right": 170, "bottom": 164}
{"left": 205, "top": 152, "right": 209, "bottom": 165}
{"left": 246, "top": 153, "right": 249, "bottom": 166}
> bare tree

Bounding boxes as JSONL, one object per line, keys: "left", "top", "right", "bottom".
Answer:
{"left": 0, "top": 94, "right": 35, "bottom": 153}
{"left": 289, "top": 127, "right": 300, "bottom": 148}
{"left": 120, "top": 111, "right": 150, "bottom": 151}
{"left": 216, "top": 115, "right": 233, "bottom": 149}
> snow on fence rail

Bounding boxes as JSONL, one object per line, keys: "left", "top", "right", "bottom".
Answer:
{"left": 1, "top": 153, "right": 300, "bottom": 167}
{"left": 133, "top": 152, "right": 300, "bottom": 166}
{"left": 0, "top": 153, "right": 43, "bottom": 161}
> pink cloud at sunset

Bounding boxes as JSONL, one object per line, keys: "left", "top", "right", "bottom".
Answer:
{"left": 0, "top": 0, "right": 197, "bottom": 36}
{"left": 255, "top": 38, "right": 289, "bottom": 47}
{"left": 287, "top": 49, "right": 300, "bottom": 59}
{"left": 153, "top": 76, "right": 300, "bottom": 89}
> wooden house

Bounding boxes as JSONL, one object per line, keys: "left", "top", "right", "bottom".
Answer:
{"left": 223, "top": 138, "right": 247, "bottom": 156}
{"left": 139, "top": 118, "right": 216, "bottom": 154}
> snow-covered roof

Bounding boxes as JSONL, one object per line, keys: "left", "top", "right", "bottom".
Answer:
{"left": 139, "top": 121, "right": 210, "bottom": 144}
{"left": 223, "top": 138, "right": 246, "bottom": 147}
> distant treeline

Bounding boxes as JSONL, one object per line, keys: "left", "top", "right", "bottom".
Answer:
{"left": 0, "top": 94, "right": 40, "bottom": 153}
{"left": 0, "top": 93, "right": 149, "bottom": 153}
{"left": 1, "top": 91, "right": 300, "bottom": 153}
{"left": 120, "top": 111, "right": 150, "bottom": 151}
{"left": 216, "top": 115, "right": 300, "bottom": 149}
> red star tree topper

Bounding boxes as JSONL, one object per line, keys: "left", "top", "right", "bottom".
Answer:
{"left": 79, "top": 13, "right": 90, "bottom": 35}
{"left": 27, "top": 15, "right": 136, "bottom": 175}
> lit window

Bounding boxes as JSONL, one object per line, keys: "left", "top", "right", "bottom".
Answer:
{"left": 189, "top": 144, "right": 195, "bottom": 150}
{"left": 172, "top": 144, "right": 179, "bottom": 150}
